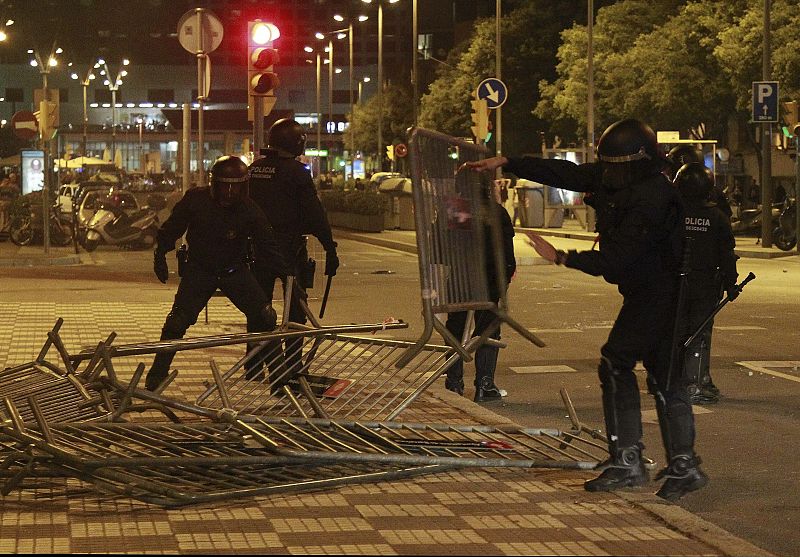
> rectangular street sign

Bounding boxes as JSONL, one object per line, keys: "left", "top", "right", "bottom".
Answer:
{"left": 752, "top": 81, "right": 779, "bottom": 123}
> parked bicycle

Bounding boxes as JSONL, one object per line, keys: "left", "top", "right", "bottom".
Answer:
{"left": 9, "top": 203, "right": 73, "bottom": 247}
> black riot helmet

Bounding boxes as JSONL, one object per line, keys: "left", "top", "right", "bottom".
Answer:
{"left": 596, "top": 119, "right": 665, "bottom": 189}
{"left": 210, "top": 155, "right": 249, "bottom": 208}
{"left": 267, "top": 118, "right": 307, "bottom": 157}
{"left": 666, "top": 145, "right": 704, "bottom": 179}
{"left": 673, "top": 162, "right": 714, "bottom": 202}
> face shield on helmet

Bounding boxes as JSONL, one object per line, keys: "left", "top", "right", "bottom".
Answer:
{"left": 596, "top": 119, "right": 665, "bottom": 189}
{"left": 210, "top": 156, "right": 250, "bottom": 208}
{"left": 267, "top": 118, "right": 307, "bottom": 157}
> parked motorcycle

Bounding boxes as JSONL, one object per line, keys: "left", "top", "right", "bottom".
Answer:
{"left": 9, "top": 203, "right": 73, "bottom": 247}
{"left": 772, "top": 196, "right": 796, "bottom": 251}
{"left": 81, "top": 194, "right": 158, "bottom": 252}
{"left": 730, "top": 202, "right": 782, "bottom": 235}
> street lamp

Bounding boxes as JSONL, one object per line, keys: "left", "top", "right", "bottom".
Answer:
{"left": 315, "top": 30, "right": 347, "bottom": 174}
{"left": 332, "top": 13, "right": 368, "bottom": 180}
{"left": 98, "top": 58, "right": 130, "bottom": 166}
{"left": 361, "top": 0, "right": 400, "bottom": 172}
{"left": 305, "top": 46, "right": 324, "bottom": 177}
{"left": 358, "top": 76, "right": 370, "bottom": 105}
{"left": 70, "top": 59, "right": 101, "bottom": 158}
{"left": 0, "top": 18, "right": 13, "bottom": 42}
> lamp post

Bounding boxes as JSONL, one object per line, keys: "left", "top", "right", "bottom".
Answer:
{"left": 29, "top": 43, "right": 62, "bottom": 255}
{"left": 316, "top": 30, "right": 347, "bottom": 175}
{"left": 71, "top": 59, "right": 101, "bottom": 158}
{"left": 305, "top": 46, "right": 324, "bottom": 176}
{"left": 333, "top": 14, "right": 368, "bottom": 180}
{"left": 362, "top": 0, "right": 399, "bottom": 172}
{"left": 98, "top": 58, "right": 130, "bottom": 166}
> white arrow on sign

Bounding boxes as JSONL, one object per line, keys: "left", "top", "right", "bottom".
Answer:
{"left": 15, "top": 121, "right": 37, "bottom": 131}
{"left": 484, "top": 82, "right": 500, "bottom": 104}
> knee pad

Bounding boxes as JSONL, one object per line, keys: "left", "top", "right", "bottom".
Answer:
{"left": 162, "top": 308, "right": 194, "bottom": 339}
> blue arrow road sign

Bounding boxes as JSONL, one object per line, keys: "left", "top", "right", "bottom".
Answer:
{"left": 752, "top": 81, "right": 779, "bottom": 123}
{"left": 477, "top": 78, "right": 508, "bottom": 109}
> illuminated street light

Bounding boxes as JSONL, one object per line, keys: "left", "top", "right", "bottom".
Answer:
{"left": 98, "top": 58, "right": 132, "bottom": 163}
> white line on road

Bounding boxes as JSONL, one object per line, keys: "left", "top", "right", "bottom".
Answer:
{"left": 527, "top": 328, "right": 582, "bottom": 334}
{"left": 510, "top": 365, "right": 578, "bottom": 374}
{"left": 736, "top": 361, "right": 800, "bottom": 383}
{"left": 715, "top": 326, "right": 767, "bottom": 331}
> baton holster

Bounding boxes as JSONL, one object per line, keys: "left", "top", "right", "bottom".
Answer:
{"left": 176, "top": 244, "right": 188, "bottom": 277}
{"left": 299, "top": 257, "right": 316, "bottom": 289}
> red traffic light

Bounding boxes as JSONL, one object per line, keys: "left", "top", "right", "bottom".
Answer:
{"left": 250, "top": 72, "right": 279, "bottom": 95}
{"left": 249, "top": 21, "right": 280, "bottom": 45}
{"left": 251, "top": 47, "right": 279, "bottom": 70}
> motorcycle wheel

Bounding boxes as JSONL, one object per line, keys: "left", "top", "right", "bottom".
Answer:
{"left": 83, "top": 238, "right": 99, "bottom": 252}
{"left": 10, "top": 218, "right": 34, "bottom": 246}
{"left": 51, "top": 224, "right": 73, "bottom": 247}
{"left": 773, "top": 226, "right": 797, "bottom": 251}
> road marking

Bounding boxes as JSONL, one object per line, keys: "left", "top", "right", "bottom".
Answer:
{"left": 642, "top": 406, "right": 713, "bottom": 424}
{"left": 715, "top": 326, "right": 766, "bottom": 330}
{"left": 736, "top": 361, "right": 800, "bottom": 383}
{"left": 528, "top": 328, "right": 582, "bottom": 334}
{"left": 510, "top": 365, "right": 577, "bottom": 374}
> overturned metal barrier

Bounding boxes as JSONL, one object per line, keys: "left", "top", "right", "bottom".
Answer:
{"left": 398, "top": 127, "right": 545, "bottom": 368}
{"left": 197, "top": 333, "right": 459, "bottom": 421}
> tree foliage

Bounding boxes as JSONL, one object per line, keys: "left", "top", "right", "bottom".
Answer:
{"left": 346, "top": 82, "right": 414, "bottom": 156}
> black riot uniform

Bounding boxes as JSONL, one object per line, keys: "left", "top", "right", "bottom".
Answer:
{"left": 144, "top": 156, "right": 287, "bottom": 391}
{"left": 246, "top": 119, "right": 339, "bottom": 387}
{"left": 674, "top": 163, "right": 738, "bottom": 404}
{"left": 667, "top": 145, "right": 732, "bottom": 218}
{"left": 499, "top": 119, "right": 707, "bottom": 501}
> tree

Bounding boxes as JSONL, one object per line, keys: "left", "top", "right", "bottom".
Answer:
{"left": 346, "top": 82, "right": 414, "bottom": 157}
{"left": 419, "top": 1, "right": 596, "bottom": 157}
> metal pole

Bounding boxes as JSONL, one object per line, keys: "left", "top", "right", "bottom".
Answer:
{"left": 41, "top": 68, "right": 50, "bottom": 255}
{"left": 196, "top": 9, "right": 206, "bottom": 187}
{"left": 82, "top": 81, "right": 88, "bottom": 158}
{"left": 316, "top": 53, "right": 322, "bottom": 176}
{"left": 254, "top": 97, "right": 264, "bottom": 155}
{"left": 796, "top": 133, "right": 800, "bottom": 254}
{"left": 182, "top": 102, "right": 190, "bottom": 192}
{"left": 495, "top": 0, "right": 502, "bottom": 161}
{"left": 328, "top": 38, "right": 334, "bottom": 143}
{"left": 378, "top": 2, "right": 384, "bottom": 172}
{"left": 761, "top": 0, "right": 773, "bottom": 247}
{"left": 412, "top": 0, "right": 418, "bottom": 126}
{"left": 349, "top": 22, "right": 354, "bottom": 180}
{"left": 586, "top": 0, "right": 596, "bottom": 232}
{"left": 111, "top": 88, "right": 116, "bottom": 163}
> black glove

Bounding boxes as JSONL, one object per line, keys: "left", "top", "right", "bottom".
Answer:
{"left": 325, "top": 250, "right": 340, "bottom": 276}
{"left": 154, "top": 248, "right": 169, "bottom": 283}
{"left": 726, "top": 286, "right": 740, "bottom": 302}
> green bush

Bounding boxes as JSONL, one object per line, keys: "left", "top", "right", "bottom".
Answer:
{"left": 320, "top": 189, "right": 388, "bottom": 216}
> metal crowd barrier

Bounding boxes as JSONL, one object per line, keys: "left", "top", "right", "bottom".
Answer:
{"left": 397, "top": 127, "right": 544, "bottom": 368}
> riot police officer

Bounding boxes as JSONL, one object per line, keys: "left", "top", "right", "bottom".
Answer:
{"left": 674, "top": 163, "right": 738, "bottom": 404}
{"left": 247, "top": 119, "right": 339, "bottom": 384}
{"left": 667, "top": 144, "right": 732, "bottom": 218}
{"left": 144, "top": 156, "right": 287, "bottom": 391}
{"left": 465, "top": 119, "right": 707, "bottom": 502}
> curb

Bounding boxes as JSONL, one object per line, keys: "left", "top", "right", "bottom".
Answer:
{"left": 0, "top": 254, "right": 83, "bottom": 267}
{"left": 425, "top": 383, "right": 774, "bottom": 557}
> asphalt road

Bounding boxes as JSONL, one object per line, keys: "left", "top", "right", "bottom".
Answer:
{"left": 1, "top": 237, "right": 799, "bottom": 556}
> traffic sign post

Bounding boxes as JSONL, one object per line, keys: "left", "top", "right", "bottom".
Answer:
{"left": 178, "top": 8, "right": 223, "bottom": 187}
{"left": 753, "top": 81, "right": 779, "bottom": 123}
{"left": 477, "top": 78, "right": 508, "bottom": 109}
{"left": 11, "top": 111, "right": 38, "bottom": 141}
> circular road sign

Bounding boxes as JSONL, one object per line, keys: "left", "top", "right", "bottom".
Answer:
{"left": 11, "top": 110, "right": 38, "bottom": 141}
{"left": 178, "top": 9, "right": 224, "bottom": 54}
{"left": 395, "top": 143, "right": 408, "bottom": 158}
{"left": 477, "top": 77, "right": 508, "bottom": 109}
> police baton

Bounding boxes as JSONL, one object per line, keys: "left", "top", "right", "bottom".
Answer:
{"left": 665, "top": 239, "right": 694, "bottom": 392}
{"left": 319, "top": 275, "right": 333, "bottom": 318}
{"left": 682, "top": 272, "right": 756, "bottom": 350}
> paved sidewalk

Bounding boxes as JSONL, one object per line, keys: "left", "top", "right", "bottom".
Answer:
{"left": 0, "top": 300, "right": 773, "bottom": 555}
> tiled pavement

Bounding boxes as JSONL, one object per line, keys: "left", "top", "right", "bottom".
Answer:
{"left": 0, "top": 300, "right": 772, "bottom": 556}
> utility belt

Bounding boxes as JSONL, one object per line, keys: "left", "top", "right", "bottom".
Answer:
{"left": 177, "top": 244, "right": 247, "bottom": 279}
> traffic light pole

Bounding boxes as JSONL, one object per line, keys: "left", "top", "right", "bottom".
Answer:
{"left": 796, "top": 133, "right": 800, "bottom": 254}
{"left": 196, "top": 52, "right": 206, "bottom": 187}
{"left": 761, "top": 0, "right": 773, "bottom": 247}
{"left": 254, "top": 98, "right": 264, "bottom": 154}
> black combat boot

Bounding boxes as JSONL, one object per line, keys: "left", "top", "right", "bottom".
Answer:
{"left": 444, "top": 376, "right": 464, "bottom": 396}
{"left": 655, "top": 454, "right": 708, "bottom": 501}
{"left": 144, "top": 369, "right": 167, "bottom": 391}
{"left": 473, "top": 376, "right": 503, "bottom": 402}
{"left": 585, "top": 445, "right": 649, "bottom": 492}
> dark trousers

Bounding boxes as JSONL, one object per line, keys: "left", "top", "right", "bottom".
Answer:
{"left": 149, "top": 264, "right": 270, "bottom": 377}
{"left": 445, "top": 309, "right": 501, "bottom": 388}
{"left": 599, "top": 283, "right": 696, "bottom": 459}
{"left": 678, "top": 293, "right": 720, "bottom": 388}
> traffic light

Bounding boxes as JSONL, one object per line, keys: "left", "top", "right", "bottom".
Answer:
{"left": 470, "top": 97, "right": 489, "bottom": 142}
{"left": 386, "top": 145, "right": 395, "bottom": 161}
{"left": 248, "top": 21, "right": 280, "bottom": 96}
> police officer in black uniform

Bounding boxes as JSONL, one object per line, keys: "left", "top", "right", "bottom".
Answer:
{"left": 674, "top": 163, "right": 738, "bottom": 404}
{"left": 247, "top": 119, "right": 339, "bottom": 385}
{"left": 144, "top": 155, "right": 287, "bottom": 391}
{"left": 667, "top": 144, "right": 732, "bottom": 219}
{"left": 465, "top": 119, "right": 707, "bottom": 501}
